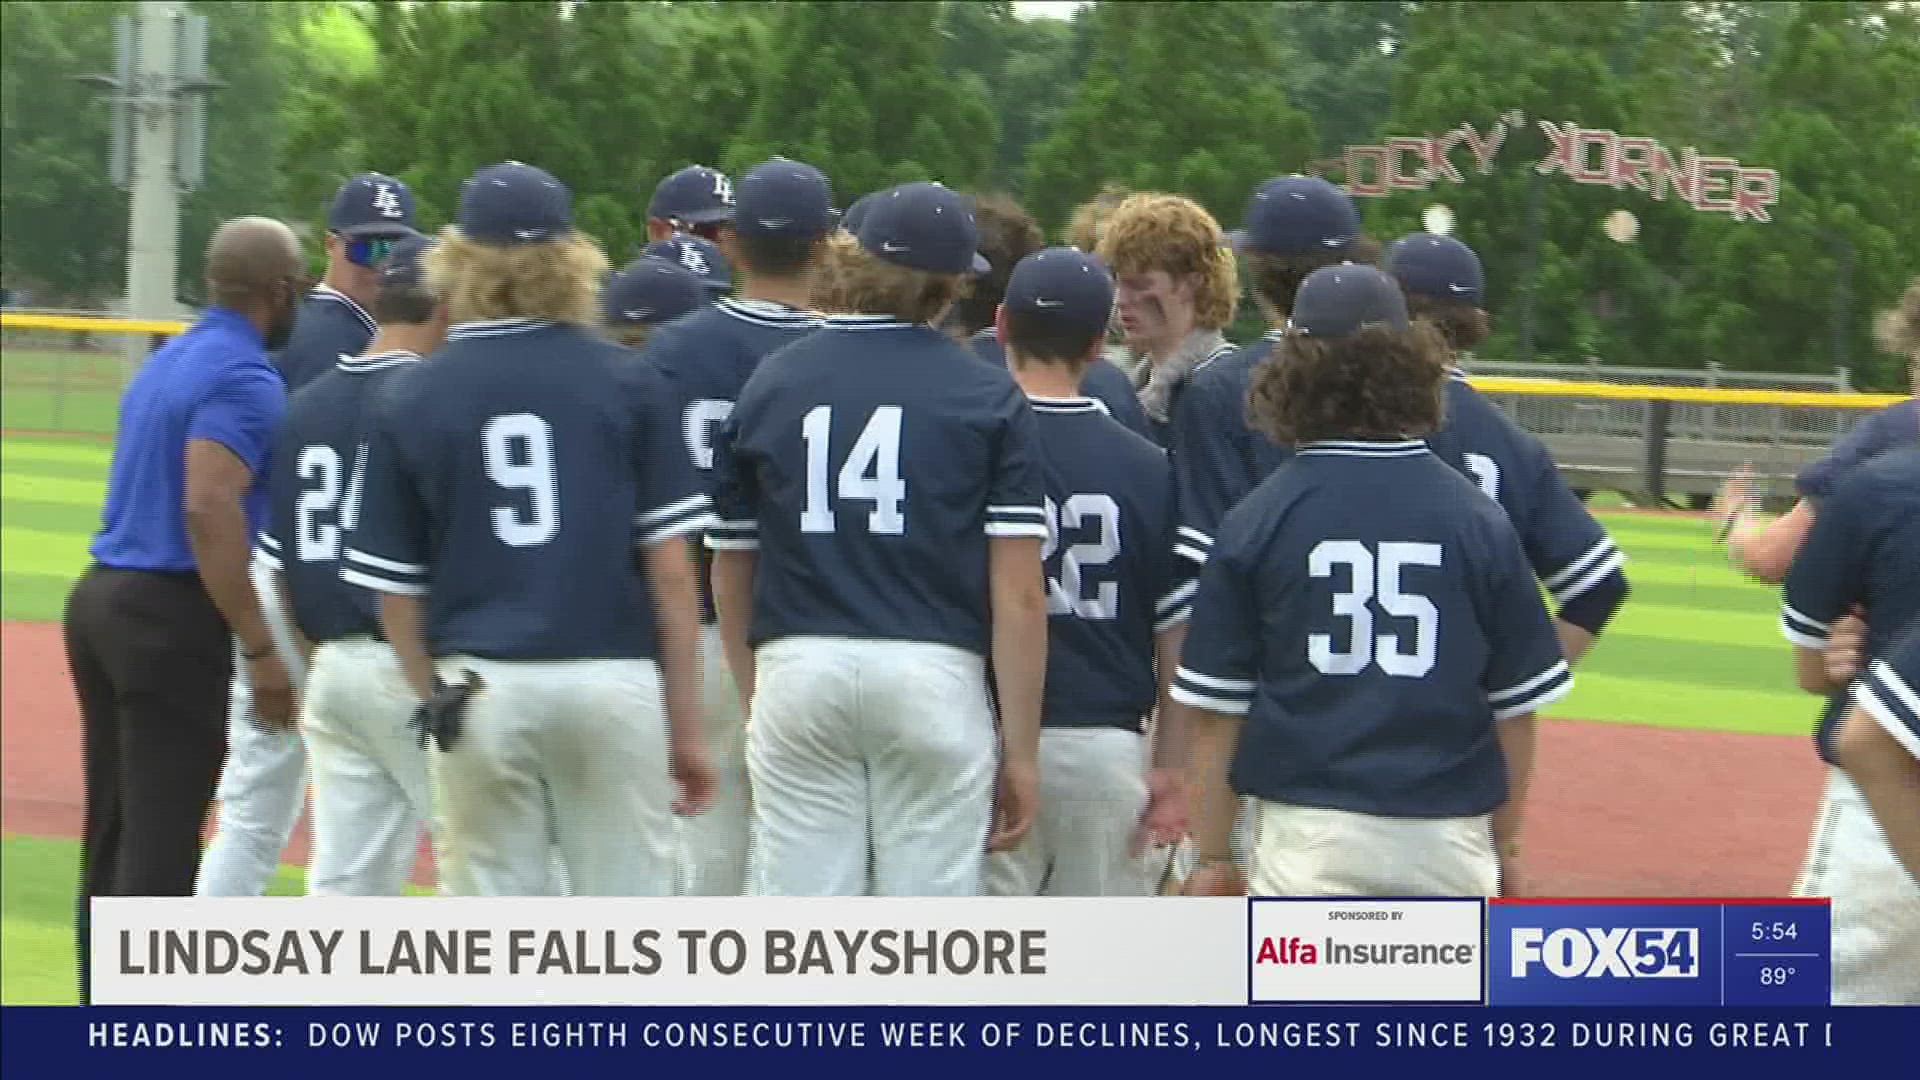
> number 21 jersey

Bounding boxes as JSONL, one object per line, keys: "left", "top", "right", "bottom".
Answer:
{"left": 708, "top": 316, "right": 1047, "bottom": 655}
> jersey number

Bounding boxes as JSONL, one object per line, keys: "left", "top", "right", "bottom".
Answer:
{"left": 482, "top": 413, "right": 559, "bottom": 547}
{"left": 293, "top": 444, "right": 365, "bottom": 563}
{"left": 1463, "top": 452, "right": 1501, "bottom": 501}
{"left": 1041, "top": 493, "right": 1120, "bottom": 619}
{"left": 799, "top": 405, "right": 906, "bottom": 535}
{"left": 684, "top": 398, "right": 733, "bottom": 472}
{"left": 1308, "top": 540, "right": 1442, "bottom": 678}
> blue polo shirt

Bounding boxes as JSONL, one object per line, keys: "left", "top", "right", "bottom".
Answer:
{"left": 90, "top": 307, "right": 285, "bottom": 572}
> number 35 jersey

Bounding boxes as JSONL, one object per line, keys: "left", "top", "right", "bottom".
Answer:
{"left": 1171, "top": 441, "right": 1572, "bottom": 818}
{"left": 1029, "top": 398, "right": 1194, "bottom": 731}
{"left": 256, "top": 350, "right": 422, "bottom": 645}
{"left": 707, "top": 316, "right": 1047, "bottom": 655}
{"left": 345, "top": 319, "right": 714, "bottom": 661}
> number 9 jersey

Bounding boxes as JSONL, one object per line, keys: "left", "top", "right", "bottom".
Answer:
{"left": 345, "top": 319, "right": 713, "bottom": 660}
{"left": 1172, "top": 439, "right": 1572, "bottom": 818}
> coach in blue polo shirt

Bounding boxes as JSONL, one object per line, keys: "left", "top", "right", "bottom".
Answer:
{"left": 65, "top": 216, "right": 305, "bottom": 1002}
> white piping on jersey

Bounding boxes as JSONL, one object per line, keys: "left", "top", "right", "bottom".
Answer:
{"left": 1489, "top": 659, "right": 1570, "bottom": 705}
{"left": 336, "top": 349, "right": 422, "bottom": 373}
{"left": 1174, "top": 667, "right": 1256, "bottom": 694}
{"left": 1262, "top": 328, "right": 1287, "bottom": 342}
{"left": 342, "top": 546, "right": 428, "bottom": 577}
{"left": 310, "top": 282, "right": 377, "bottom": 337}
{"left": 1540, "top": 537, "right": 1618, "bottom": 595}
{"left": 1295, "top": 438, "right": 1430, "bottom": 458}
{"left": 823, "top": 314, "right": 920, "bottom": 331}
{"left": 1856, "top": 661, "right": 1920, "bottom": 760}
{"left": 1779, "top": 603, "right": 1831, "bottom": 650}
{"left": 1028, "top": 396, "right": 1104, "bottom": 415}
{"left": 1191, "top": 337, "right": 1242, "bottom": 376}
{"left": 717, "top": 297, "right": 823, "bottom": 329}
{"left": 446, "top": 318, "right": 555, "bottom": 341}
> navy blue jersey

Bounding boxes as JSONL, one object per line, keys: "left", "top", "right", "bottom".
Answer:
{"left": 275, "top": 284, "right": 377, "bottom": 392}
{"left": 967, "top": 330, "right": 1152, "bottom": 440}
{"left": 1172, "top": 348, "right": 1625, "bottom": 625}
{"left": 1171, "top": 441, "right": 1570, "bottom": 818}
{"left": 344, "top": 319, "right": 713, "bottom": 661}
{"left": 1796, "top": 398, "right": 1918, "bottom": 505}
{"left": 639, "top": 298, "right": 823, "bottom": 621}
{"left": 1855, "top": 616, "right": 1920, "bottom": 761}
{"left": 1780, "top": 444, "right": 1920, "bottom": 764}
{"left": 257, "top": 350, "right": 421, "bottom": 643}
{"left": 709, "top": 316, "right": 1047, "bottom": 654}
{"left": 1029, "top": 398, "right": 1194, "bottom": 730}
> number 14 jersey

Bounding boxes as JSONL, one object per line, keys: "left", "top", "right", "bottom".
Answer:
{"left": 1171, "top": 440, "right": 1572, "bottom": 818}
{"left": 707, "top": 316, "right": 1047, "bottom": 655}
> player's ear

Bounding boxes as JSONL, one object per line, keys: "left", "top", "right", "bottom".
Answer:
{"left": 994, "top": 303, "right": 1009, "bottom": 346}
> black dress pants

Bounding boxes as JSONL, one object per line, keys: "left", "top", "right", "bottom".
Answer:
{"left": 64, "top": 563, "right": 231, "bottom": 1003}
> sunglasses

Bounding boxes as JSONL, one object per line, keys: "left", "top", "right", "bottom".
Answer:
{"left": 673, "top": 219, "right": 727, "bottom": 243}
{"left": 344, "top": 235, "right": 402, "bottom": 268}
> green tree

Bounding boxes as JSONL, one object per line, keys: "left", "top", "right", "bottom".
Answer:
{"left": 1270, "top": 1, "right": 1412, "bottom": 157}
{"left": 1024, "top": 2, "right": 1316, "bottom": 234}
{"left": 725, "top": 1, "right": 997, "bottom": 200}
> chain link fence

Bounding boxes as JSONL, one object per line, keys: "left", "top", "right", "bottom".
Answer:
{"left": 1, "top": 310, "right": 175, "bottom": 437}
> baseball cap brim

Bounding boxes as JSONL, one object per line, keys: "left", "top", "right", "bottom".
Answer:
{"left": 970, "top": 252, "right": 991, "bottom": 275}
{"left": 673, "top": 206, "right": 734, "bottom": 225}
{"left": 336, "top": 222, "right": 424, "bottom": 240}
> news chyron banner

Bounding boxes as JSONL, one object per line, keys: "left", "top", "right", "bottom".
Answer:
{"left": 88, "top": 896, "right": 1832, "bottom": 1007}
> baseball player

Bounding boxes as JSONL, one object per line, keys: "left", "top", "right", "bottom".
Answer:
{"left": 1388, "top": 233, "right": 1630, "bottom": 663}
{"left": 1095, "top": 192, "right": 1239, "bottom": 444}
{"left": 644, "top": 233, "right": 733, "bottom": 299}
{"left": 647, "top": 164, "right": 734, "bottom": 243}
{"left": 1835, "top": 618, "right": 1920, "bottom": 882}
{"left": 637, "top": 156, "right": 833, "bottom": 896}
{"left": 950, "top": 194, "right": 1151, "bottom": 439}
{"left": 345, "top": 162, "right": 715, "bottom": 896}
{"left": 1779, "top": 442, "right": 1920, "bottom": 1003}
{"left": 197, "top": 172, "right": 418, "bottom": 898}
{"left": 983, "top": 248, "right": 1192, "bottom": 896}
{"left": 601, "top": 256, "right": 707, "bottom": 349}
{"left": 257, "top": 235, "right": 445, "bottom": 895}
{"left": 707, "top": 182, "right": 1049, "bottom": 896}
{"left": 1177, "top": 266, "right": 1569, "bottom": 898}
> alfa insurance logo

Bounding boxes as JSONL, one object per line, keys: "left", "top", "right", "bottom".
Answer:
{"left": 1248, "top": 899, "right": 1484, "bottom": 1004}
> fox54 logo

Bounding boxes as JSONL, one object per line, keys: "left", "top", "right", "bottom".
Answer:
{"left": 1489, "top": 905, "right": 1720, "bottom": 1005}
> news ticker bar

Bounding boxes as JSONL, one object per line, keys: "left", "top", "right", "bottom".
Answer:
{"left": 89, "top": 896, "right": 1831, "bottom": 1007}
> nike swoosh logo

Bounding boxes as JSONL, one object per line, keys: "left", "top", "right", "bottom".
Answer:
{"left": 758, "top": 218, "right": 793, "bottom": 228}
{"left": 1033, "top": 298, "right": 1066, "bottom": 308}
{"left": 1447, "top": 283, "right": 1473, "bottom": 293}
{"left": 1322, "top": 236, "right": 1350, "bottom": 248}
{"left": 515, "top": 228, "right": 544, "bottom": 240}
{"left": 881, "top": 241, "right": 910, "bottom": 253}
{"left": 622, "top": 309, "right": 655, "bottom": 320}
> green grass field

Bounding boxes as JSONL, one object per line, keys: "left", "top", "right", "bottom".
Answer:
{"left": 0, "top": 395, "right": 1813, "bottom": 1004}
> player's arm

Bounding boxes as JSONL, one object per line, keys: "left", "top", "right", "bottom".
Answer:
{"left": 252, "top": 492, "right": 313, "bottom": 671}
{"left": 1168, "top": 539, "right": 1259, "bottom": 895}
{"left": 378, "top": 593, "right": 438, "bottom": 702}
{"left": 1780, "top": 477, "right": 1866, "bottom": 695}
{"left": 184, "top": 370, "right": 292, "bottom": 727}
{"left": 642, "top": 537, "right": 712, "bottom": 814}
{"left": 271, "top": 567, "right": 314, "bottom": 669}
{"left": 1515, "top": 433, "right": 1627, "bottom": 664}
{"left": 1167, "top": 372, "right": 1246, "bottom": 572}
{"left": 1138, "top": 500, "right": 1198, "bottom": 852}
{"left": 1745, "top": 402, "right": 1910, "bottom": 582}
{"left": 1726, "top": 498, "right": 1814, "bottom": 585}
{"left": 703, "top": 413, "right": 762, "bottom": 717}
{"left": 1832, "top": 626, "right": 1920, "bottom": 881}
{"left": 341, "top": 401, "right": 436, "bottom": 701}
{"left": 986, "top": 535, "right": 1047, "bottom": 852}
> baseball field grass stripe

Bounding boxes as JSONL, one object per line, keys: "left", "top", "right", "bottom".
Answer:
{"left": 0, "top": 497, "right": 102, "bottom": 537}
{"left": 0, "top": 526, "right": 94, "bottom": 578}
{"left": 0, "top": 438, "right": 114, "bottom": 465}
{"left": 0, "top": 455, "right": 118, "bottom": 483}
{"left": 0, "top": 471, "right": 107, "bottom": 507}
{"left": 0, "top": 571, "right": 79, "bottom": 621}
{"left": 1553, "top": 671, "right": 1813, "bottom": 735}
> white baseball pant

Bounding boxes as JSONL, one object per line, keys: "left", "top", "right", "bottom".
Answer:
{"left": 1793, "top": 767, "right": 1920, "bottom": 1005}
{"left": 301, "top": 637, "right": 433, "bottom": 896}
{"left": 430, "top": 656, "right": 676, "bottom": 897}
{"left": 195, "top": 559, "right": 308, "bottom": 896}
{"left": 1249, "top": 801, "right": 1498, "bottom": 897}
{"left": 676, "top": 625, "right": 750, "bottom": 895}
{"left": 987, "top": 727, "right": 1150, "bottom": 896}
{"left": 746, "top": 636, "right": 996, "bottom": 896}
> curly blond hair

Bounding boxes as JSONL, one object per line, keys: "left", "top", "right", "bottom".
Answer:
{"left": 426, "top": 226, "right": 609, "bottom": 326}
{"left": 835, "top": 243, "right": 967, "bottom": 325}
{"left": 1875, "top": 278, "right": 1920, "bottom": 361}
{"left": 1064, "top": 184, "right": 1131, "bottom": 253}
{"left": 1096, "top": 193, "right": 1237, "bottom": 330}
{"left": 810, "top": 231, "right": 861, "bottom": 314}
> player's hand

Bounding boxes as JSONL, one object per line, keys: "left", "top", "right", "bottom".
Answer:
{"left": 985, "top": 758, "right": 1038, "bottom": 852}
{"left": 1183, "top": 860, "right": 1246, "bottom": 897}
{"left": 245, "top": 652, "right": 296, "bottom": 732}
{"left": 1712, "top": 463, "right": 1758, "bottom": 543}
{"left": 1131, "top": 767, "right": 1188, "bottom": 856}
{"left": 670, "top": 747, "right": 717, "bottom": 816}
{"left": 1825, "top": 611, "right": 1868, "bottom": 686}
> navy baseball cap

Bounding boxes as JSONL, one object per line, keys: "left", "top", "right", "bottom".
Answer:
{"left": 1233, "top": 175, "right": 1360, "bottom": 255}
{"left": 643, "top": 234, "right": 731, "bottom": 294}
{"left": 329, "top": 172, "right": 417, "bottom": 238}
{"left": 602, "top": 257, "right": 705, "bottom": 327}
{"left": 734, "top": 157, "right": 836, "bottom": 237}
{"left": 1387, "top": 233, "right": 1484, "bottom": 305}
{"left": 1004, "top": 247, "right": 1114, "bottom": 341}
{"left": 457, "top": 161, "right": 572, "bottom": 245}
{"left": 648, "top": 165, "right": 735, "bottom": 226}
{"left": 841, "top": 189, "right": 884, "bottom": 236}
{"left": 1290, "top": 264, "right": 1410, "bottom": 338}
{"left": 376, "top": 234, "right": 434, "bottom": 291}
{"left": 857, "top": 182, "right": 991, "bottom": 275}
